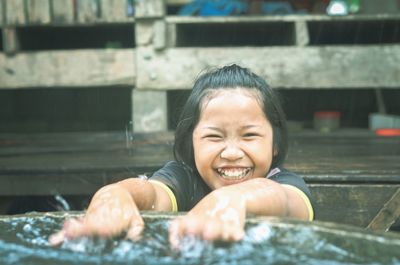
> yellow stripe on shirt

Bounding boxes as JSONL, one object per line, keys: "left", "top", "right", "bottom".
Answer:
{"left": 282, "top": 184, "right": 314, "bottom": 221}
{"left": 148, "top": 180, "right": 178, "bottom": 212}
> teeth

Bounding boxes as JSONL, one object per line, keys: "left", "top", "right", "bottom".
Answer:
{"left": 217, "top": 168, "right": 251, "bottom": 180}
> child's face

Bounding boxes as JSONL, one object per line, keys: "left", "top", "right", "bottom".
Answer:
{"left": 192, "top": 89, "right": 274, "bottom": 190}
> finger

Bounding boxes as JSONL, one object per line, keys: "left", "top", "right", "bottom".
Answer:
{"left": 224, "top": 223, "right": 245, "bottom": 241}
{"left": 126, "top": 220, "right": 145, "bottom": 241}
{"left": 184, "top": 215, "right": 202, "bottom": 235}
{"left": 169, "top": 218, "right": 184, "bottom": 250}
{"left": 48, "top": 230, "right": 66, "bottom": 246}
{"left": 63, "top": 218, "right": 89, "bottom": 239}
{"left": 202, "top": 219, "right": 222, "bottom": 241}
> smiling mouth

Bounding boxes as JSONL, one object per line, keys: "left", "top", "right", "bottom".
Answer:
{"left": 216, "top": 167, "right": 252, "bottom": 180}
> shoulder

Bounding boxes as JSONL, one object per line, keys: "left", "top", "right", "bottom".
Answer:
{"left": 268, "top": 167, "right": 315, "bottom": 221}
{"left": 150, "top": 161, "right": 210, "bottom": 211}
{"left": 150, "top": 161, "right": 194, "bottom": 184}
{"left": 267, "top": 167, "right": 311, "bottom": 199}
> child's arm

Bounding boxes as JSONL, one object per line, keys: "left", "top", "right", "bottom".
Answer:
{"left": 49, "top": 178, "right": 172, "bottom": 245}
{"left": 169, "top": 178, "right": 311, "bottom": 245}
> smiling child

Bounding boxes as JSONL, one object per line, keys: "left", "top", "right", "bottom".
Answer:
{"left": 49, "top": 64, "right": 314, "bottom": 246}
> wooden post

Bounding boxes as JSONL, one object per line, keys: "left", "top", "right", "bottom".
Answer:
{"left": 133, "top": 0, "right": 168, "bottom": 132}
{"left": 153, "top": 20, "right": 167, "bottom": 50}
{"left": 135, "top": 20, "right": 153, "bottom": 46}
{"left": 367, "top": 188, "right": 400, "bottom": 232}
{"left": 295, "top": 20, "right": 309, "bottom": 46}
{"left": 4, "top": 0, "right": 26, "bottom": 25}
{"left": 2, "top": 27, "right": 19, "bottom": 55}
{"left": 166, "top": 23, "right": 177, "bottom": 48}
{"left": 26, "top": 0, "right": 51, "bottom": 24}
{"left": 51, "top": 0, "right": 74, "bottom": 24}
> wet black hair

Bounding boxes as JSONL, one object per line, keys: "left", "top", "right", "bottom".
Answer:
{"left": 173, "top": 64, "right": 288, "bottom": 173}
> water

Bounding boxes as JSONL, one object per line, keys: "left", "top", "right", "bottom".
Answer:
{"left": 0, "top": 212, "right": 399, "bottom": 265}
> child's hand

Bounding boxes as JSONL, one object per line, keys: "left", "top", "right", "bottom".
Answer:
{"left": 169, "top": 189, "right": 246, "bottom": 248}
{"left": 49, "top": 184, "right": 144, "bottom": 246}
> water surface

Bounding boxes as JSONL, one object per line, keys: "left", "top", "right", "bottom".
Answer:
{"left": 0, "top": 212, "right": 399, "bottom": 265}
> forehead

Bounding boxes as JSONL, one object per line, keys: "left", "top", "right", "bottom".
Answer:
{"left": 200, "top": 88, "right": 262, "bottom": 110}
{"left": 197, "top": 89, "right": 268, "bottom": 126}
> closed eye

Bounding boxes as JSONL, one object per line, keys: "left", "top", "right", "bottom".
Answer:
{"left": 203, "top": 134, "right": 223, "bottom": 141}
{"left": 205, "top": 134, "right": 222, "bottom": 138}
{"left": 243, "top": 133, "right": 260, "bottom": 138}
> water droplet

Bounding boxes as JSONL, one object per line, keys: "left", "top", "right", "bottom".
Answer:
{"left": 23, "top": 224, "right": 32, "bottom": 233}
{"left": 138, "top": 174, "right": 148, "bottom": 180}
{"left": 54, "top": 195, "right": 70, "bottom": 211}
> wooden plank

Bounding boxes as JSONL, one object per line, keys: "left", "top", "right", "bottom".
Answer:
{"left": 76, "top": 0, "right": 99, "bottom": 23}
{"left": 51, "top": 0, "right": 74, "bottom": 24}
{"left": 0, "top": 132, "right": 173, "bottom": 195}
{"left": 0, "top": 49, "right": 136, "bottom": 88}
{"left": 26, "top": 0, "right": 51, "bottom": 24}
{"left": 136, "top": 45, "right": 400, "bottom": 90}
{"left": 100, "top": 0, "right": 128, "bottom": 22}
{"left": 4, "top": 0, "right": 26, "bottom": 25}
{"left": 166, "top": 14, "right": 400, "bottom": 23}
{"left": 367, "top": 188, "right": 400, "bottom": 231}
{"left": 0, "top": 130, "right": 399, "bottom": 192}
{"left": 309, "top": 184, "right": 400, "bottom": 227}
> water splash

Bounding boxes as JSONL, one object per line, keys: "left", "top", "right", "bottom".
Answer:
{"left": 54, "top": 195, "right": 71, "bottom": 211}
{"left": 0, "top": 213, "right": 399, "bottom": 265}
{"left": 125, "top": 120, "right": 134, "bottom": 155}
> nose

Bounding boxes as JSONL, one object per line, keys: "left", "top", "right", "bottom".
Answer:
{"left": 220, "top": 143, "right": 244, "bottom": 161}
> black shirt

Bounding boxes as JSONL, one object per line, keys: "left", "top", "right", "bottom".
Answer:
{"left": 151, "top": 161, "right": 312, "bottom": 212}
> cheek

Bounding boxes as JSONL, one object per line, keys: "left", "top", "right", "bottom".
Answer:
{"left": 247, "top": 140, "right": 273, "bottom": 168}
{"left": 193, "top": 141, "right": 222, "bottom": 163}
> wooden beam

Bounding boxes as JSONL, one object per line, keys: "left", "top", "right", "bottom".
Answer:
{"left": 136, "top": 45, "right": 400, "bottom": 90}
{"left": 0, "top": 49, "right": 135, "bottom": 88}
{"left": 309, "top": 184, "right": 400, "bottom": 227}
{"left": 26, "top": 0, "right": 51, "bottom": 24}
{"left": 367, "top": 188, "right": 400, "bottom": 232}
